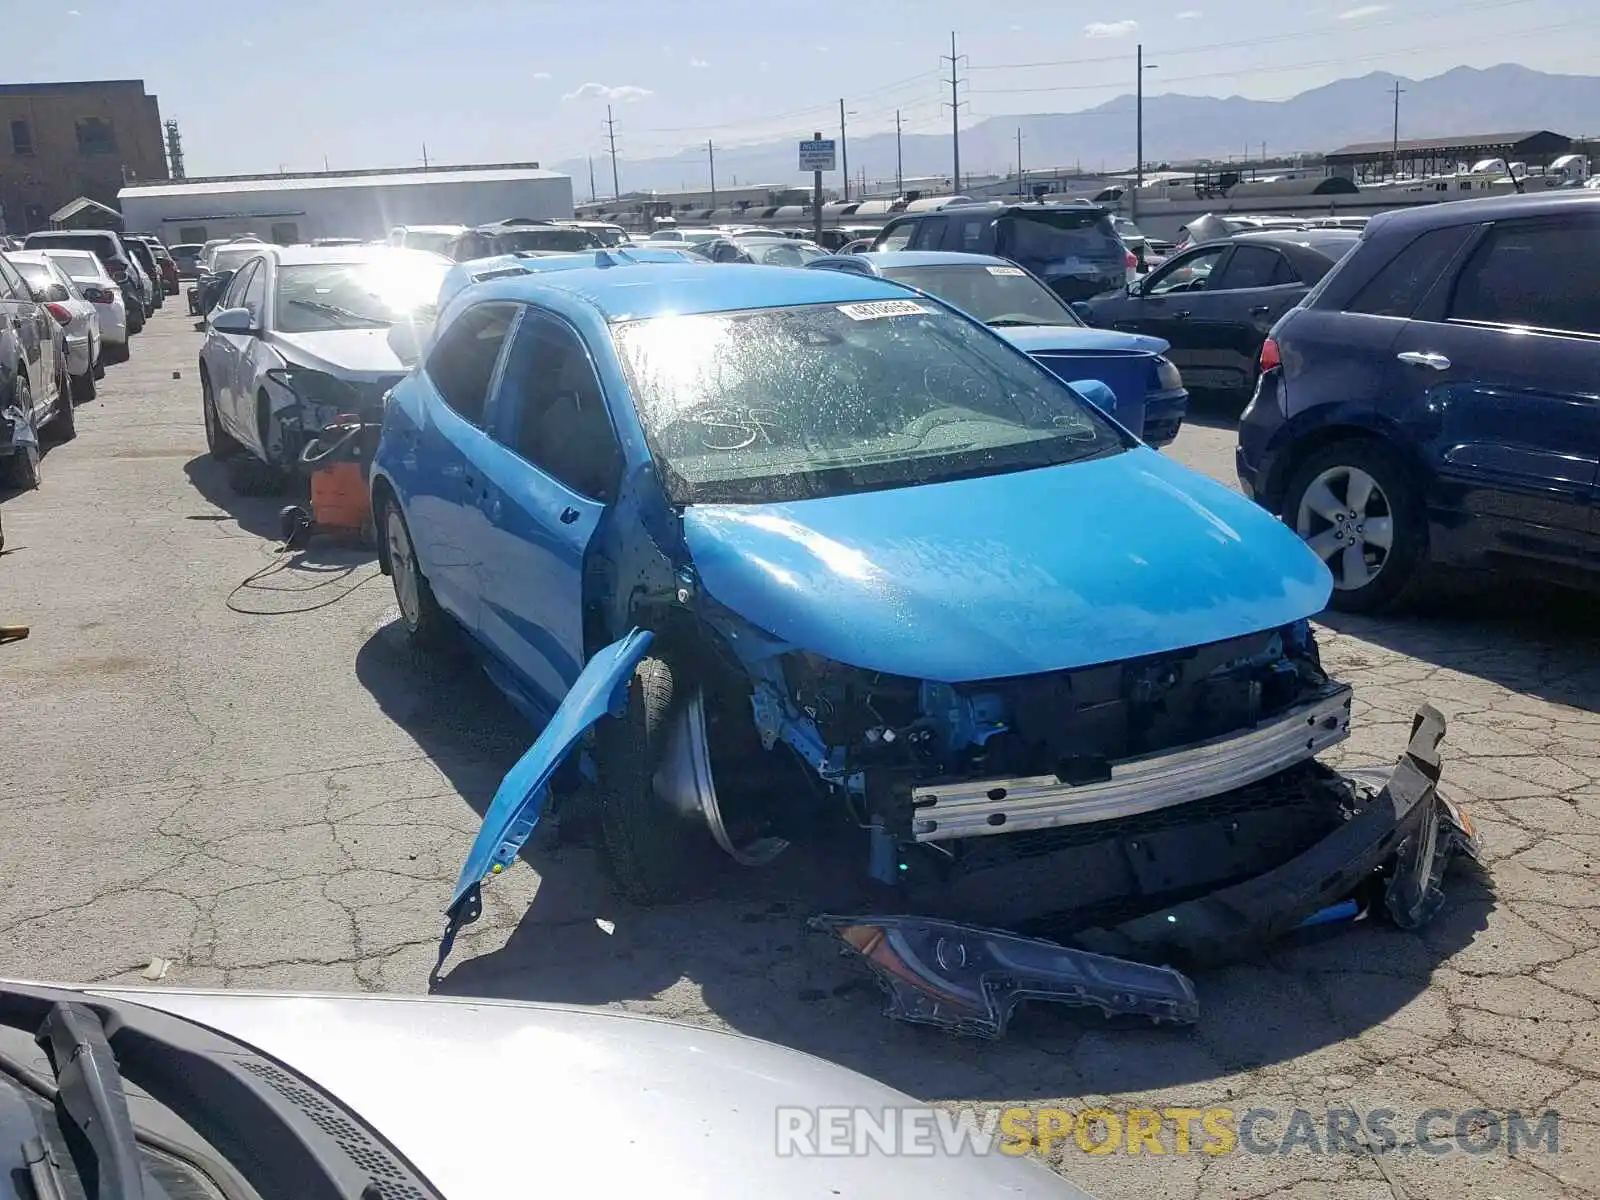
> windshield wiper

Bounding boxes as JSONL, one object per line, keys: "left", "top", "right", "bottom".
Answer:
{"left": 37, "top": 1002, "right": 146, "bottom": 1200}
{"left": 286, "top": 299, "right": 389, "bottom": 327}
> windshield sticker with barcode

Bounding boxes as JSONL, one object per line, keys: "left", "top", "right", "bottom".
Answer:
{"left": 985, "top": 266, "right": 1027, "bottom": 276}
{"left": 836, "top": 300, "right": 930, "bottom": 320}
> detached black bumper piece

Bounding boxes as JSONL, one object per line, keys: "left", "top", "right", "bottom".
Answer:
{"left": 818, "top": 705, "right": 1475, "bottom": 1037}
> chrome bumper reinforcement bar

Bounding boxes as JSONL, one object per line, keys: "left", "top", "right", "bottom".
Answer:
{"left": 910, "top": 685, "right": 1353, "bottom": 842}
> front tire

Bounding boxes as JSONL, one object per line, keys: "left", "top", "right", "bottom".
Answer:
{"left": 46, "top": 363, "right": 75, "bottom": 442}
{"left": 596, "top": 654, "right": 721, "bottom": 905}
{"left": 1283, "top": 438, "right": 1427, "bottom": 613}
{"left": 201, "top": 371, "right": 243, "bottom": 461}
{"left": 382, "top": 500, "right": 449, "bottom": 646}
{"left": 1, "top": 377, "right": 41, "bottom": 490}
{"left": 73, "top": 368, "right": 95, "bottom": 403}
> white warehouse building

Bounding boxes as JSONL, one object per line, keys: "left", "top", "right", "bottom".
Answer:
{"left": 117, "top": 162, "right": 574, "bottom": 246}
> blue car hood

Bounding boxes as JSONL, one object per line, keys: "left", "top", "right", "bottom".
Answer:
{"left": 996, "top": 325, "right": 1168, "bottom": 356}
{"left": 682, "top": 448, "right": 1330, "bottom": 683}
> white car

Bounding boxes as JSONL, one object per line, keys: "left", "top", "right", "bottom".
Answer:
{"left": 40, "top": 247, "right": 128, "bottom": 361}
{"left": 0, "top": 980, "right": 1087, "bottom": 1199}
{"left": 7, "top": 251, "right": 102, "bottom": 401}
{"left": 198, "top": 244, "right": 451, "bottom": 492}
{"left": 388, "top": 224, "right": 469, "bottom": 254}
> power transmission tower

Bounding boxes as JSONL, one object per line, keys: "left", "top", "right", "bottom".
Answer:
{"left": 941, "top": 32, "right": 966, "bottom": 193}
{"left": 895, "top": 109, "right": 903, "bottom": 197}
{"left": 605, "top": 105, "right": 621, "bottom": 199}
{"left": 1389, "top": 81, "right": 1405, "bottom": 179}
{"left": 163, "top": 118, "right": 184, "bottom": 179}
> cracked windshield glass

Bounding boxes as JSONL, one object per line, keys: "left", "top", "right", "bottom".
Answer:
{"left": 2, "top": 3, "right": 1594, "bottom": 1199}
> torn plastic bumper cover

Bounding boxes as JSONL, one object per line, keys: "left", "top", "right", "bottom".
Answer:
{"left": 815, "top": 704, "right": 1479, "bottom": 1037}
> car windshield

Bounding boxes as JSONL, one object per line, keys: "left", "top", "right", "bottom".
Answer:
{"left": 613, "top": 299, "right": 1126, "bottom": 505}
{"left": 274, "top": 257, "right": 453, "bottom": 332}
{"left": 999, "top": 211, "right": 1126, "bottom": 274}
{"left": 877, "top": 263, "right": 1082, "bottom": 326}
{"left": 26, "top": 233, "right": 115, "bottom": 258}
{"left": 404, "top": 230, "right": 462, "bottom": 255}
{"left": 741, "top": 240, "right": 829, "bottom": 266}
{"left": 43, "top": 250, "right": 104, "bottom": 279}
{"left": 10, "top": 259, "right": 60, "bottom": 295}
{"left": 209, "top": 247, "right": 262, "bottom": 273}
{"left": 493, "top": 227, "right": 601, "bottom": 252}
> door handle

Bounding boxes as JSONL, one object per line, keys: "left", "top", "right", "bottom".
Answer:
{"left": 1173, "top": 310, "right": 1192, "bottom": 319}
{"left": 1397, "top": 351, "right": 1451, "bottom": 371}
{"left": 1248, "top": 305, "right": 1271, "bottom": 315}
{"left": 463, "top": 473, "right": 476, "bottom": 489}
{"left": 559, "top": 506, "right": 580, "bottom": 525}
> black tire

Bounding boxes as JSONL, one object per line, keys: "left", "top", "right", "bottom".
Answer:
{"left": 73, "top": 369, "right": 95, "bottom": 403}
{"left": 596, "top": 654, "right": 721, "bottom": 905}
{"left": 104, "top": 339, "right": 129, "bottom": 365}
{"left": 380, "top": 499, "right": 450, "bottom": 646}
{"left": 1, "top": 377, "right": 41, "bottom": 490}
{"left": 92, "top": 354, "right": 105, "bottom": 380}
{"left": 45, "top": 363, "right": 75, "bottom": 443}
{"left": 201, "top": 371, "right": 243, "bottom": 461}
{"left": 1282, "top": 438, "right": 1427, "bottom": 614}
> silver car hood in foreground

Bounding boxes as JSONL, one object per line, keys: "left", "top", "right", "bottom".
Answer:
{"left": 84, "top": 986, "right": 1087, "bottom": 1200}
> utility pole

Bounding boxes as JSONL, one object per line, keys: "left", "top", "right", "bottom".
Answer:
{"left": 707, "top": 139, "right": 717, "bottom": 211}
{"left": 421, "top": 143, "right": 429, "bottom": 170}
{"left": 1016, "top": 127, "right": 1024, "bottom": 198}
{"left": 588, "top": 156, "right": 597, "bottom": 203}
{"left": 1133, "top": 45, "right": 1157, "bottom": 223}
{"left": 1389, "top": 81, "right": 1405, "bottom": 180}
{"left": 943, "top": 32, "right": 963, "bottom": 193}
{"left": 839, "top": 99, "right": 850, "bottom": 203}
{"left": 895, "top": 109, "right": 904, "bottom": 197}
{"left": 811, "top": 130, "right": 824, "bottom": 242}
{"left": 605, "top": 104, "right": 621, "bottom": 199}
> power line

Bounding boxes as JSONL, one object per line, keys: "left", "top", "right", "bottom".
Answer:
{"left": 966, "top": 0, "right": 1543, "bottom": 72}
{"left": 967, "top": 18, "right": 1597, "bottom": 96}
{"left": 631, "top": 69, "right": 942, "bottom": 135}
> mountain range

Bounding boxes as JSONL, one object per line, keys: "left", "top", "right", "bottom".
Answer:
{"left": 553, "top": 64, "right": 1600, "bottom": 196}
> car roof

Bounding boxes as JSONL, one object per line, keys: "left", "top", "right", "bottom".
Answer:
{"left": 395, "top": 224, "right": 467, "bottom": 234}
{"left": 898, "top": 200, "right": 1111, "bottom": 218}
{"left": 465, "top": 259, "right": 912, "bottom": 322}
{"left": 1230, "top": 229, "right": 1363, "bottom": 256}
{"left": 1369, "top": 189, "right": 1600, "bottom": 237}
{"left": 835, "top": 250, "right": 1014, "bottom": 272}
{"left": 237, "top": 244, "right": 448, "bottom": 267}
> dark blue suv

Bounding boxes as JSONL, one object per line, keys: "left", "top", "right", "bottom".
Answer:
{"left": 1236, "top": 191, "right": 1600, "bottom": 612}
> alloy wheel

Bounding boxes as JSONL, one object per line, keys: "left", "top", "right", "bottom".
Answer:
{"left": 386, "top": 508, "right": 421, "bottom": 628}
{"left": 1294, "top": 464, "right": 1394, "bottom": 591}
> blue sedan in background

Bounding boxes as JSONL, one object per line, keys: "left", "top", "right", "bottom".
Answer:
{"left": 370, "top": 254, "right": 1471, "bottom": 1021}
{"left": 808, "top": 251, "right": 1189, "bottom": 445}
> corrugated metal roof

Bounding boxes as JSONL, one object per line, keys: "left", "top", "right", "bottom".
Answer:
{"left": 49, "top": 196, "right": 122, "bottom": 224}
{"left": 1325, "top": 131, "right": 1570, "bottom": 162}
{"left": 119, "top": 163, "right": 568, "bottom": 201}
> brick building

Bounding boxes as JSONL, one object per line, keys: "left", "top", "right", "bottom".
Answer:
{"left": 0, "top": 79, "right": 169, "bottom": 235}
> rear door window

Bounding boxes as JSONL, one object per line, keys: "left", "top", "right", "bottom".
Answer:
{"left": 425, "top": 303, "right": 518, "bottom": 424}
{"left": 1447, "top": 215, "right": 1600, "bottom": 337}
{"left": 950, "top": 214, "right": 991, "bottom": 252}
{"left": 1344, "top": 225, "right": 1474, "bottom": 318}
{"left": 1211, "top": 245, "right": 1289, "bottom": 290}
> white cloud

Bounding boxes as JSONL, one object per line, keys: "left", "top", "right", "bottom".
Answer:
{"left": 1337, "top": 3, "right": 1388, "bottom": 16}
{"left": 689, "top": 57, "right": 709, "bottom": 68}
{"left": 561, "top": 82, "right": 653, "bottom": 103}
{"left": 531, "top": 71, "right": 551, "bottom": 80}
{"left": 1175, "top": 9, "right": 1202, "bottom": 17}
{"left": 1084, "top": 19, "right": 1139, "bottom": 38}
{"left": 66, "top": 7, "right": 80, "bottom": 13}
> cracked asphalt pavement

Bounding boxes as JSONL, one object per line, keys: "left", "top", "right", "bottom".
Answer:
{"left": 1, "top": 308, "right": 1596, "bottom": 1198}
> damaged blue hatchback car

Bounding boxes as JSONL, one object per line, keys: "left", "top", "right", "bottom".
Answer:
{"left": 372, "top": 254, "right": 1475, "bottom": 1033}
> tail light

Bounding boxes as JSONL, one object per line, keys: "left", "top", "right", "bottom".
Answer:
{"left": 1259, "top": 336, "right": 1282, "bottom": 372}
{"left": 1125, "top": 249, "right": 1139, "bottom": 271}
{"left": 81, "top": 286, "right": 113, "bottom": 304}
{"left": 45, "top": 303, "right": 73, "bottom": 326}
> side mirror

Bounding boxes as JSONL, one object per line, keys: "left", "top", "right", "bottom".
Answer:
{"left": 1126, "top": 278, "right": 1144, "bottom": 297}
{"left": 209, "top": 306, "right": 258, "bottom": 336}
{"left": 1070, "top": 300, "right": 1093, "bottom": 322}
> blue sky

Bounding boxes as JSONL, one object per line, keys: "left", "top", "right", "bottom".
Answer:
{"left": 11, "top": 0, "right": 1595, "bottom": 176}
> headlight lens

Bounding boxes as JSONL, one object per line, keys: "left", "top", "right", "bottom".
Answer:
{"left": 1154, "top": 355, "right": 1183, "bottom": 391}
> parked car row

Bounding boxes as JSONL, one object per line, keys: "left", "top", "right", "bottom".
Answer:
{"left": 0, "top": 235, "right": 151, "bottom": 497}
